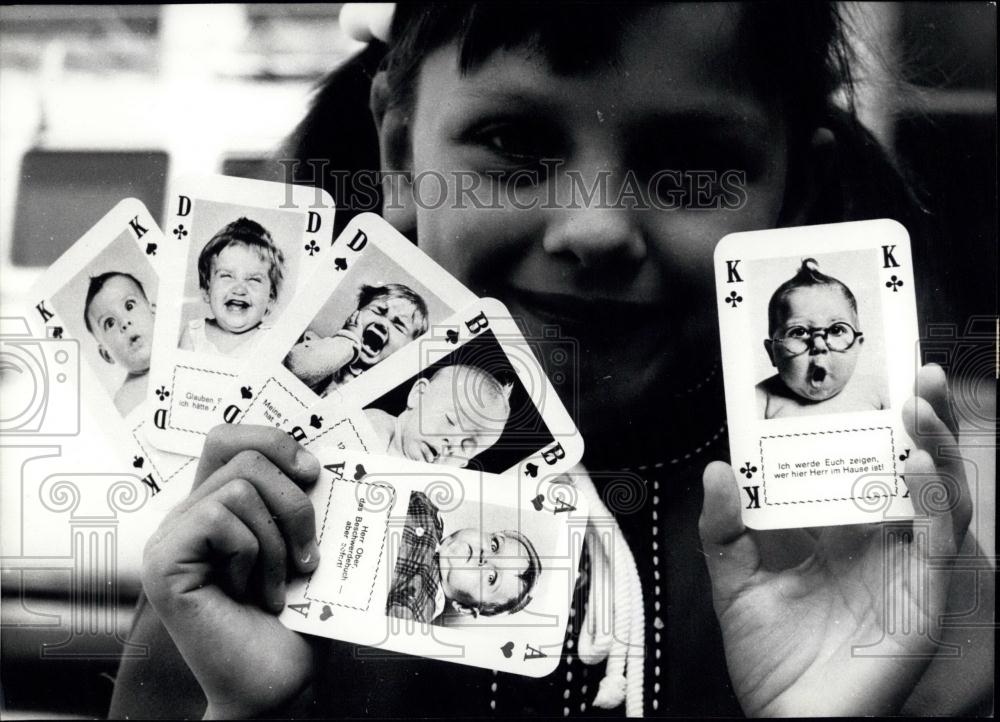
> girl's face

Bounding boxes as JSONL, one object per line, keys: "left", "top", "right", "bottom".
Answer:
{"left": 391, "top": 5, "right": 793, "bottom": 436}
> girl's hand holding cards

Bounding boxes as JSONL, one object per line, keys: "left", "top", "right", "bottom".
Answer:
{"left": 704, "top": 218, "right": 976, "bottom": 713}
{"left": 699, "top": 363, "right": 971, "bottom": 716}
{"left": 141, "top": 425, "right": 323, "bottom": 719}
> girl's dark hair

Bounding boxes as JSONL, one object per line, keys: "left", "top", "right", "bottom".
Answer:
{"left": 282, "top": 2, "right": 933, "bottom": 315}
{"left": 767, "top": 258, "right": 858, "bottom": 334}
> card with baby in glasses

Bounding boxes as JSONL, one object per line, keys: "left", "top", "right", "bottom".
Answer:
{"left": 715, "top": 220, "right": 920, "bottom": 529}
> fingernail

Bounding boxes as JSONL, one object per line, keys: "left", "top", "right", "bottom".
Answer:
{"left": 300, "top": 539, "right": 320, "bottom": 569}
{"left": 295, "top": 449, "right": 320, "bottom": 478}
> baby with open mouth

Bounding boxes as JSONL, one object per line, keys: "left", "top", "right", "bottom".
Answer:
{"left": 283, "top": 282, "right": 429, "bottom": 396}
{"left": 757, "top": 258, "right": 887, "bottom": 419}
{"left": 84, "top": 270, "right": 156, "bottom": 416}
{"left": 180, "top": 217, "right": 285, "bottom": 358}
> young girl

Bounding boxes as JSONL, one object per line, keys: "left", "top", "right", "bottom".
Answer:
{"left": 111, "top": 4, "right": 993, "bottom": 718}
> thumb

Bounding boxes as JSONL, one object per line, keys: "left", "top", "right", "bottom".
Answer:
{"left": 699, "top": 461, "right": 762, "bottom": 600}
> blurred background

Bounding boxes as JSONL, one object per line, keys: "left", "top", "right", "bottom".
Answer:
{"left": 0, "top": 3, "right": 995, "bottom": 719}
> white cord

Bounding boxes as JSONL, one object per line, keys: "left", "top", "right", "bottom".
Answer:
{"left": 572, "top": 466, "right": 646, "bottom": 717}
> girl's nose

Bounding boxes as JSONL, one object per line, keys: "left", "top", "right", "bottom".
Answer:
{"left": 541, "top": 167, "right": 647, "bottom": 269}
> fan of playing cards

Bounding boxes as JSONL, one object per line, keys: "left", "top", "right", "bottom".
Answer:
{"left": 26, "top": 175, "right": 588, "bottom": 677}
{"left": 26, "top": 175, "right": 923, "bottom": 676}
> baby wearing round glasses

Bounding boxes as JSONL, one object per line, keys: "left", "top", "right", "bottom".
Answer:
{"left": 757, "top": 258, "right": 888, "bottom": 419}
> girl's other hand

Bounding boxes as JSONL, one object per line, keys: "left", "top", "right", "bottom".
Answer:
{"left": 697, "top": 364, "right": 983, "bottom": 715}
{"left": 142, "top": 424, "right": 322, "bottom": 719}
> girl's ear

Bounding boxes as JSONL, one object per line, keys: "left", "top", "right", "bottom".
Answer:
{"left": 370, "top": 71, "right": 417, "bottom": 235}
{"left": 780, "top": 127, "right": 837, "bottom": 227}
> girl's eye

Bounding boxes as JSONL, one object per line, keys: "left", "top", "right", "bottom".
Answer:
{"left": 490, "top": 535, "right": 500, "bottom": 553}
{"left": 103, "top": 318, "right": 115, "bottom": 330}
{"left": 468, "top": 119, "right": 563, "bottom": 165}
{"left": 125, "top": 300, "right": 135, "bottom": 311}
{"left": 487, "top": 571, "right": 498, "bottom": 586}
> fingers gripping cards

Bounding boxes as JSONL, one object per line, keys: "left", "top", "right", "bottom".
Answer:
{"left": 44, "top": 182, "right": 591, "bottom": 676}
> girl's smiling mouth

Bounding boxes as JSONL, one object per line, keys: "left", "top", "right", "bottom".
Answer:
{"left": 505, "top": 286, "right": 660, "bottom": 333}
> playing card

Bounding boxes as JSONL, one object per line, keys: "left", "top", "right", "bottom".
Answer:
{"left": 218, "top": 212, "right": 476, "bottom": 431}
{"left": 280, "top": 450, "right": 587, "bottom": 677}
{"left": 715, "top": 219, "right": 919, "bottom": 528}
{"left": 144, "top": 175, "right": 336, "bottom": 456}
{"left": 283, "top": 298, "right": 585, "bottom": 478}
{"left": 26, "top": 199, "right": 196, "bottom": 507}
